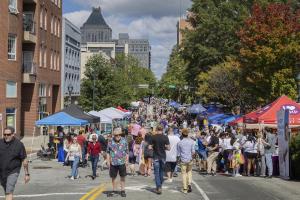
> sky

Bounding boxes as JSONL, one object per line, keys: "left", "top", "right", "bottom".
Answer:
{"left": 63, "top": 0, "right": 192, "bottom": 79}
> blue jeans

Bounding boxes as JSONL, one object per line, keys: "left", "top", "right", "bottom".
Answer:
{"left": 153, "top": 159, "right": 165, "bottom": 189}
{"left": 91, "top": 155, "right": 99, "bottom": 177}
{"left": 265, "top": 153, "right": 273, "bottom": 176}
{"left": 71, "top": 156, "right": 80, "bottom": 177}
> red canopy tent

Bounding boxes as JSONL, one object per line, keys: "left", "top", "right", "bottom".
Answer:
{"left": 117, "top": 106, "right": 129, "bottom": 113}
{"left": 230, "top": 96, "right": 300, "bottom": 127}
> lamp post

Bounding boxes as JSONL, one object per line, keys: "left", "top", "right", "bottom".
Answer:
{"left": 67, "top": 84, "right": 73, "bottom": 106}
{"left": 297, "top": 73, "right": 300, "bottom": 103}
{"left": 92, "top": 73, "right": 96, "bottom": 110}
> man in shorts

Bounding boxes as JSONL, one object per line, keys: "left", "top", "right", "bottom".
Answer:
{"left": 0, "top": 127, "right": 30, "bottom": 200}
{"left": 107, "top": 128, "right": 128, "bottom": 197}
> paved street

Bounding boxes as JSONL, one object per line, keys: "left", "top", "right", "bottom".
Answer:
{"left": 1, "top": 159, "right": 300, "bottom": 200}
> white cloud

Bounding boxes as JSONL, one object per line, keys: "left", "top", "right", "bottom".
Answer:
{"left": 72, "top": 0, "right": 192, "bottom": 18}
{"left": 64, "top": 1, "right": 191, "bottom": 79}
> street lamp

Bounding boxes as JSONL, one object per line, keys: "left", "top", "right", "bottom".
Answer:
{"left": 297, "top": 73, "right": 300, "bottom": 103}
{"left": 67, "top": 84, "right": 73, "bottom": 106}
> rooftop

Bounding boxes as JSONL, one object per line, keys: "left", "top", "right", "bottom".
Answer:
{"left": 82, "top": 7, "right": 110, "bottom": 28}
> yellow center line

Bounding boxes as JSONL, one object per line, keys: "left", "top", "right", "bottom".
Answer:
{"left": 79, "top": 183, "right": 105, "bottom": 200}
{"left": 88, "top": 186, "right": 106, "bottom": 200}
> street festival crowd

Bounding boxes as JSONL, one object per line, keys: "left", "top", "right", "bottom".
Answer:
{"left": 0, "top": 98, "right": 280, "bottom": 199}
{"left": 55, "top": 98, "right": 279, "bottom": 197}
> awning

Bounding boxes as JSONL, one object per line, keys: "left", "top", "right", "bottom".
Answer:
{"left": 35, "top": 112, "right": 89, "bottom": 126}
{"left": 62, "top": 104, "right": 100, "bottom": 123}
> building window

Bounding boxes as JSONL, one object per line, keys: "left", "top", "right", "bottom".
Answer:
{"left": 50, "top": 51, "right": 53, "bottom": 69}
{"left": 8, "top": 35, "right": 17, "bottom": 60}
{"left": 54, "top": 17, "right": 57, "bottom": 36}
{"left": 39, "top": 84, "right": 46, "bottom": 97}
{"left": 6, "top": 81, "right": 17, "bottom": 98}
{"left": 48, "top": 85, "right": 51, "bottom": 97}
{"left": 43, "top": 48, "right": 46, "bottom": 67}
{"left": 51, "top": 15, "right": 54, "bottom": 34}
{"left": 56, "top": 53, "right": 60, "bottom": 71}
{"left": 6, "top": 108, "right": 16, "bottom": 130}
{"left": 8, "top": 0, "right": 18, "bottom": 14}
{"left": 40, "top": 7, "right": 43, "bottom": 28}
{"left": 44, "top": 9, "right": 47, "bottom": 30}
{"left": 57, "top": 19, "right": 60, "bottom": 37}
{"left": 58, "top": 0, "right": 61, "bottom": 8}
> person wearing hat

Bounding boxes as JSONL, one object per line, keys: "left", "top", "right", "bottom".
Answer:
{"left": 177, "top": 128, "right": 195, "bottom": 194}
{"left": 106, "top": 128, "right": 129, "bottom": 197}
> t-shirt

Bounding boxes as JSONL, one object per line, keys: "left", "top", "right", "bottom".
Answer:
{"left": 0, "top": 138, "right": 27, "bottom": 179}
{"left": 166, "top": 135, "right": 180, "bottom": 162}
{"left": 77, "top": 135, "right": 86, "bottom": 148}
{"left": 107, "top": 138, "right": 128, "bottom": 166}
{"left": 208, "top": 136, "right": 219, "bottom": 152}
{"left": 150, "top": 134, "right": 170, "bottom": 160}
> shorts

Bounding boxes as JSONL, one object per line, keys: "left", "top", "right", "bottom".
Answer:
{"left": 109, "top": 164, "right": 127, "bottom": 178}
{"left": 198, "top": 151, "right": 208, "bottom": 161}
{"left": 246, "top": 152, "right": 257, "bottom": 159}
{"left": 165, "top": 162, "right": 177, "bottom": 173}
{"left": 1, "top": 173, "right": 19, "bottom": 194}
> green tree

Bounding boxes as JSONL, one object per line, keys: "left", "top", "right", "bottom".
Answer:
{"left": 79, "top": 54, "right": 156, "bottom": 111}
{"left": 238, "top": 2, "right": 300, "bottom": 106}
{"left": 159, "top": 47, "right": 191, "bottom": 103}
{"left": 196, "top": 58, "right": 249, "bottom": 110}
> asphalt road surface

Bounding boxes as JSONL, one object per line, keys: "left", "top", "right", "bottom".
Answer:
{"left": 1, "top": 159, "right": 300, "bottom": 200}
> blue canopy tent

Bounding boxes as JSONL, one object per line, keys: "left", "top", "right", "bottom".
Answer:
{"left": 169, "top": 101, "right": 181, "bottom": 109}
{"left": 208, "top": 113, "right": 225, "bottom": 121}
{"left": 35, "top": 112, "right": 89, "bottom": 126}
{"left": 188, "top": 104, "right": 207, "bottom": 114}
{"left": 210, "top": 114, "right": 230, "bottom": 124}
{"left": 219, "top": 115, "right": 241, "bottom": 125}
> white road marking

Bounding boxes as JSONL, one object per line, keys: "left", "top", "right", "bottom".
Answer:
{"left": 0, "top": 193, "right": 86, "bottom": 198}
{"left": 125, "top": 185, "right": 179, "bottom": 193}
{"left": 192, "top": 180, "right": 210, "bottom": 200}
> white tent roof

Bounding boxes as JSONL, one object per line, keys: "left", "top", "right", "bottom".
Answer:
{"left": 88, "top": 111, "right": 113, "bottom": 123}
{"left": 98, "top": 107, "right": 125, "bottom": 119}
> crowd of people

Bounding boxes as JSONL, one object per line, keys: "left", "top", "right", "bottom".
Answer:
{"left": 54, "top": 98, "right": 279, "bottom": 196}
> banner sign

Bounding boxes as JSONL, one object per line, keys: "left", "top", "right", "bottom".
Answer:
{"left": 277, "top": 109, "right": 290, "bottom": 179}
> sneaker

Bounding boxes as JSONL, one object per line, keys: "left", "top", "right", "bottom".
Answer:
{"left": 173, "top": 173, "right": 178, "bottom": 177}
{"left": 91, "top": 176, "right": 95, "bottom": 180}
{"left": 236, "top": 173, "right": 242, "bottom": 177}
{"left": 120, "top": 191, "right": 126, "bottom": 197}
{"left": 187, "top": 185, "right": 192, "bottom": 193}
{"left": 181, "top": 189, "right": 188, "bottom": 194}
{"left": 224, "top": 171, "right": 229, "bottom": 175}
{"left": 212, "top": 172, "right": 217, "bottom": 176}
{"left": 107, "top": 191, "right": 115, "bottom": 197}
{"left": 70, "top": 176, "right": 74, "bottom": 180}
{"left": 166, "top": 179, "right": 173, "bottom": 183}
{"left": 76, "top": 175, "right": 79, "bottom": 179}
{"left": 156, "top": 188, "right": 162, "bottom": 195}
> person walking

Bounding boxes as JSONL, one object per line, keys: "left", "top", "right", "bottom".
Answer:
{"left": 143, "top": 131, "right": 153, "bottom": 177}
{"left": 165, "top": 127, "right": 180, "bottom": 183}
{"left": 206, "top": 131, "right": 219, "bottom": 176}
{"left": 107, "top": 128, "right": 128, "bottom": 197}
{"left": 177, "top": 129, "right": 195, "bottom": 194}
{"left": 149, "top": 125, "right": 170, "bottom": 195}
{"left": 0, "top": 127, "right": 30, "bottom": 200}
{"left": 65, "top": 137, "right": 82, "bottom": 180}
{"left": 264, "top": 128, "right": 277, "bottom": 178}
{"left": 86, "top": 134, "right": 101, "bottom": 180}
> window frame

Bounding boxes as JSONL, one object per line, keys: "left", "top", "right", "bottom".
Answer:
{"left": 8, "top": 34, "right": 17, "bottom": 61}
{"left": 6, "top": 81, "right": 17, "bottom": 98}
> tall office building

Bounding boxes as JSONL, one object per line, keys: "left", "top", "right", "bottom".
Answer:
{"left": 80, "top": 7, "right": 112, "bottom": 43}
{"left": 0, "top": 0, "right": 62, "bottom": 137}
{"left": 61, "top": 18, "right": 81, "bottom": 107}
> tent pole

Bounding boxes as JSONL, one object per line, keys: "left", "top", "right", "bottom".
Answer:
{"left": 29, "top": 126, "right": 36, "bottom": 162}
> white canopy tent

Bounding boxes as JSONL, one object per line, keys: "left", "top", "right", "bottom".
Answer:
{"left": 88, "top": 111, "right": 113, "bottom": 124}
{"left": 99, "top": 107, "right": 127, "bottom": 119}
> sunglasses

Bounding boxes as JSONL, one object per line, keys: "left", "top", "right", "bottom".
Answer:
{"left": 4, "top": 134, "right": 12, "bottom": 137}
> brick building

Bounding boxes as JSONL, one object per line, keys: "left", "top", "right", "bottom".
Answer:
{"left": 0, "top": 0, "right": 62, "bottom": 137}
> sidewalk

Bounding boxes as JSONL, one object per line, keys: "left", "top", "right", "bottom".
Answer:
{"left": 21, "top": 135, "right": 49, "bottom": 154}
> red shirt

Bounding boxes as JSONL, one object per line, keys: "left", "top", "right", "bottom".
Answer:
{"left": 77, "top": 135, "right": 86, "bottom": 148}
{"left": 87, "top": 142, "right": 101, "bottom": 156}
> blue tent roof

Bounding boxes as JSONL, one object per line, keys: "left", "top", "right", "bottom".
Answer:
{"left": 208, "top": 114, "right": 225, "bottom": 121}
{"left": 169, "top": 101, "right": 181, "bottom": 108}
{"left": 188, "top": 104, "right": 207, "bottom": 114}
{"left": 35, "top": 112, "right": 89, "bottom": 126}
